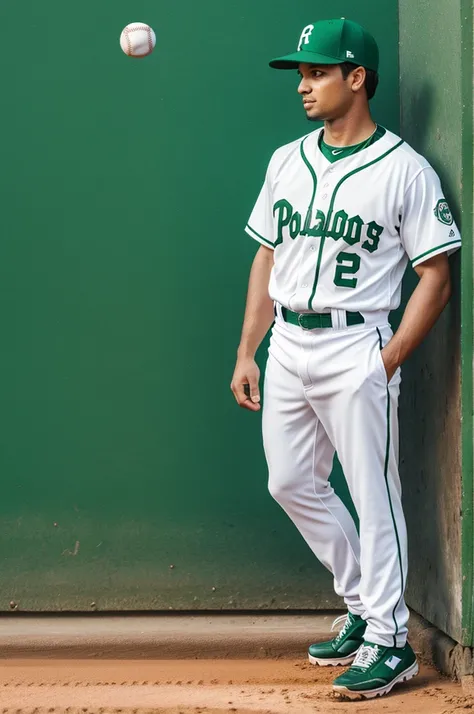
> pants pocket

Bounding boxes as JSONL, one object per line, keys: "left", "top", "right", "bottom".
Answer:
{"left": 374, "top": 326, "right": 400, "bottom": 387}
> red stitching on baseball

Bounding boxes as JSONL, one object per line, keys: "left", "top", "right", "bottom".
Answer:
{"left": 126, "top": 30, "right": 132, "bottom": 56}
{"left": 123, "top": 25, "right": 154, "bottom": 55}
{"left": 125, "top": 25, "right": 152, "bottom": 33}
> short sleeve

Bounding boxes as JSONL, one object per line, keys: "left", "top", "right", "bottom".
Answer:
{"left": 245, "top": 166, "right": 275, "bottom": 249}
{"left": 400, "top": 167, "right": 461, "bottom": 268}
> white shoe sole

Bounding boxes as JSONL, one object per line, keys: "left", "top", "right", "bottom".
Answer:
{"left": 333, "top": 660, "right": 419, "bottom": 699}
{"left": 308, "top": 651, "right": 359, "bottom": 667}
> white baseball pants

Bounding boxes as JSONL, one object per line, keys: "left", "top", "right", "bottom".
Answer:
{"left": 262, "top": 311, "right": 409, "bottom": 648}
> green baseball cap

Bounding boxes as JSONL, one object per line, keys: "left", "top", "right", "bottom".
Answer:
{"left": 269, "top": 18, "right": 379, "bottom": 72}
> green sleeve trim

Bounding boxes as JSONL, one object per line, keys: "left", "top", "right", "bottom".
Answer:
{"left": 245, "top": 223, "right": 274, "bottom": 248}
{"left": 411, "top": 239, "right": 461, "bottom": 265}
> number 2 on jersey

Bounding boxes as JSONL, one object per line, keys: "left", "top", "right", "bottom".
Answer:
{"left": 334, "top": 251, "right": 360, "bottom": 288}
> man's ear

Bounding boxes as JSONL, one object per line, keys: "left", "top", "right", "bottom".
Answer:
{"left": 351, "top": 66, "right": 367, "bottom": 93}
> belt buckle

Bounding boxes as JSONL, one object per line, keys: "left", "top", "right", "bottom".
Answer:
{"left": 297, "top": 314, "right": 310, "bottom": 330}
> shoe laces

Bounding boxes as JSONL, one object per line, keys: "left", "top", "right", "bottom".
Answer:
{"left": 331, "top": 613, "right": 352, "bottom": 643}
{"left": 352, "top": 644, "right": 380, "bottom": 670}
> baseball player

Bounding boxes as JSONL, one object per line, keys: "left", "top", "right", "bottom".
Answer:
{"left": 231, "top": 18, "right": 461, "bottom": 700}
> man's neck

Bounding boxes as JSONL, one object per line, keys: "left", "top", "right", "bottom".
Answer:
{"left": 323, "top": 111, "right": 376, "bottom": 148}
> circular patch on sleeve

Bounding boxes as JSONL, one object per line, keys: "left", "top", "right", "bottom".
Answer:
{"left": 433, "top": 199, "right": 454, "bottom": 225}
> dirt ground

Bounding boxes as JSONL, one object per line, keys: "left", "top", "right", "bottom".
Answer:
{"left": 0, "top": 658, "right": 472, "bottom": 714}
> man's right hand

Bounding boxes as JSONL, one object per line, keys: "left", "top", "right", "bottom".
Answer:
{"left": 231, "top": 358, "right": 261, "bottom": 412}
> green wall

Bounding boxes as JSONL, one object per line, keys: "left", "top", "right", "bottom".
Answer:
{"left": 0, "top": 0, "right": 399, "bottom": 610}
{"left": 399, "top": 0, "right": 473, "bottom": 644}
{"left": 460, "top": 0, "right": 474, "bottom": 648}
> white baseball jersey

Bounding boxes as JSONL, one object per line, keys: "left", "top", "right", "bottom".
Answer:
{"left": 245, "top": 127, "right": 461, "bottom": 313}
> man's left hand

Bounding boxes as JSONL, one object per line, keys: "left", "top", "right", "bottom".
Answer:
{"left": 380, "top": 347, "right": 399, "bottom": 383}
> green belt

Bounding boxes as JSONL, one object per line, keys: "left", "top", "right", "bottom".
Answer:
{"left": 280, "top": 307, "right": 365, "bottom": 330}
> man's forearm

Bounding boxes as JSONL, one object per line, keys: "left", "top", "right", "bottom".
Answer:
{"left": 237, "top": 246, "right": 275, "bottom": 359}
{"left": 383, "top": 254, "right": 451, "bottom": 376}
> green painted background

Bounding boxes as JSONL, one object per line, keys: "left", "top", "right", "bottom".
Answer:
{"left": 0, "top": 0, "right": 399, "bottom": 610}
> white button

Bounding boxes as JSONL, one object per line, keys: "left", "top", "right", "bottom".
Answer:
{"left": 323, "top": 183, "right": 329, "bottom": 187}
{"left": 302, "top": 283, "right": 308, "bottom": 288}
{"left": 322, "top": 194, "right": 328, "bottom": 199}
{"left": 310, "top": 246, "right": 316, "bottom": 252}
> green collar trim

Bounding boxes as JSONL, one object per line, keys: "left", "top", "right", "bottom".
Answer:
{"left": 319, "top": 125, "right": 387, "bottom": 163}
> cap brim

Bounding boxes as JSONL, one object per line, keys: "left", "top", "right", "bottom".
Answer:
{"left": 269, "top": 50, "right": 344, "bottom": 69}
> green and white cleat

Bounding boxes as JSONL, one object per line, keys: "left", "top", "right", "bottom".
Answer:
{"left": 308, "top": 612, "right": 366, "bottom": 667}
{"left": 332, "top": 640, "right": 419, "bottom": 699}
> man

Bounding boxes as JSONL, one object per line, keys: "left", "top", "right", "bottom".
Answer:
{"left": 230, "top": 18, "right": 461, "bottom": 700}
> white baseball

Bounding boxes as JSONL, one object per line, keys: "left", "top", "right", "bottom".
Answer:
{"left": 120, "top": 23, "right": 156, "bottom": 58}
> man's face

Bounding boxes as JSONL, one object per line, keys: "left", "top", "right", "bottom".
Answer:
{"left": 297, "top": 63, "right": 354, "bottom": 122}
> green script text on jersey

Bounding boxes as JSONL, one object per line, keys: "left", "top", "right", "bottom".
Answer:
{"left": 273, "top": 200, "right": 383, "bottom": 254}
